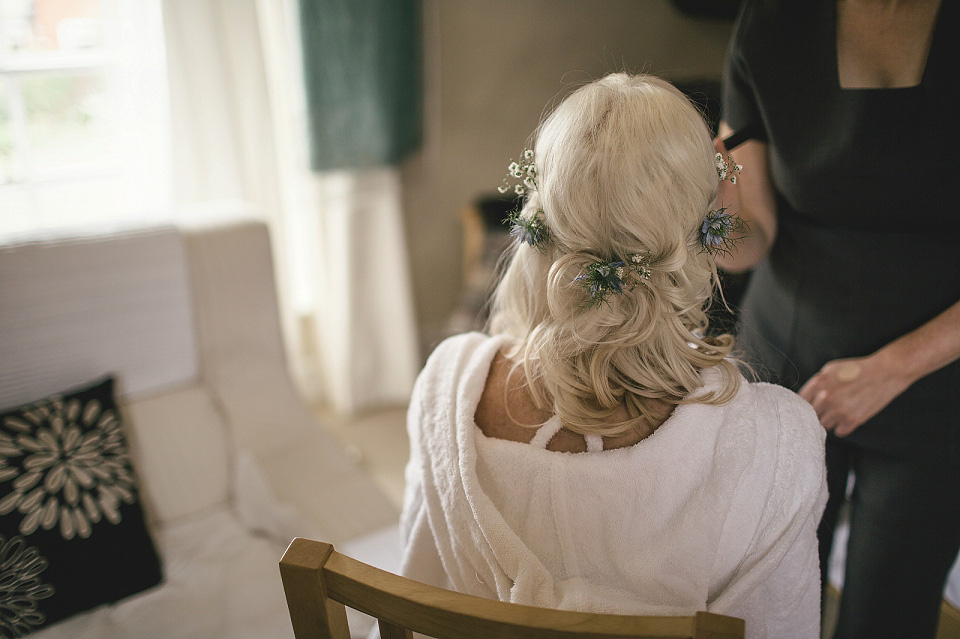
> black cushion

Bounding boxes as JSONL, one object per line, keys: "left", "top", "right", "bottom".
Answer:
{"left": 0, "top": 377, "right": 162, "bottom": 633}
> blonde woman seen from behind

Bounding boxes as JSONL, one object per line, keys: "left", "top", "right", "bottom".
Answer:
{"left": 399, "top": 73, "right": 827, "bottom": 639}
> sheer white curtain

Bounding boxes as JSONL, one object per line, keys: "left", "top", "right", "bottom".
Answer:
{"left": 161, "top": 0, "right": 419, "bottom": 415}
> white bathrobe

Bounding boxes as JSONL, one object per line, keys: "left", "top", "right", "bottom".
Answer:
{"left": 400, "top": 332, "right": 827, "bottom": 639}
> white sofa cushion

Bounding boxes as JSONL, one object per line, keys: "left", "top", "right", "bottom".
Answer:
{"left": 30, "top": 507, "right": 292, "bottom": 639}
{"left": 122, "top": 385, "right": 231, "bottom": 526}
{"left": 0, "top": 226, "right": 198, "bottom": 409}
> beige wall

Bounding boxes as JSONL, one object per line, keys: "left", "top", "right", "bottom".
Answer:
{"left": 402, "top": 0, "right": 734, "bottom": 356}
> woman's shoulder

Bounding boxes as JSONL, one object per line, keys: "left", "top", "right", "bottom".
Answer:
{"left": 748, "top": 381, "right": 820, "bottom": 423}
{"left": 422, "top": 332, "right": 503, "bottom": 371}
{"left": 694, "top": 374, "right": 825, "bottom": 476}
{"left": 692, "top": 369, "right": 820, "bottom": 437}
{"left": 414, "top": 332, "right": 508, "bottom": 400}
{"left": 737, "top": 381, "right": 826, "bottom": 486}
{"left": 410, "top": 332, "right": 504, "bottom": 444}
{"left": 698, "top": 379, "right": 827, "bottom": 538}
{"left": 736, "top": 380, "right": 823, "bottom": 435}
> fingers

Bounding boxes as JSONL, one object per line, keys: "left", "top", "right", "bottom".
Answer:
{"left": 798, "top": 370, "right": 855, "bottom": 435}
{"left": 797, "top": 374, "right": 820, "bottom": 405}
{"left": 833, "top": 419, "right": 858, "bottom": 438}
{"left": 798, "top": 355, "right": 906, "bottom": 437}
{"left": 799, "top": 376, "right": 831, "bottom": 429}
{"left": 812, "top": 391, "right": 843, "bottom": 434}
{"left": 810, "top": 389, "right": 829, "bottom": 418}
{"left": 816, "top": 401, "right": 850, "bottom": 435}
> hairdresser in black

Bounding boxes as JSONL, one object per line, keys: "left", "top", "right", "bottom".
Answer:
{"left": 716, "top": 0, "right": 960, "bottom": 637}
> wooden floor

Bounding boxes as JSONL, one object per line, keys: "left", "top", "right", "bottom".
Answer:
{"left": 314, "top": 404, "right": 409, "bottom": 510}
{"left": 314, "top": 404, "right": 960, "bottom": 639}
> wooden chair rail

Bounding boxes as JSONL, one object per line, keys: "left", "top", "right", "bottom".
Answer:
{"left": 280, "top": 537, "right": 745, "bottom": 639}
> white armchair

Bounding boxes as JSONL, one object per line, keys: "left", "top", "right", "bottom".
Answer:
{"left": 0, "top": 217, "right": 400, "bottom": 638}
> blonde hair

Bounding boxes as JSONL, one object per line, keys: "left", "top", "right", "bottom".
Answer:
{"left": 487, "top": 73, "right": 740, "bottom": 436}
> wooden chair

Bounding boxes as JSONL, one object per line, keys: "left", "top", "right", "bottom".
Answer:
{"left": 279, "top": 537, "right": 745, "bottom": 639}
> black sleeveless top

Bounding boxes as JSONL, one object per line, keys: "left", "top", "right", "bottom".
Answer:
{"left": 723, "top": 0, "right": 960, "bottom": 456}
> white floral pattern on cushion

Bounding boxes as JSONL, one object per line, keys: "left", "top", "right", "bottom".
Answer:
{"left": 0, "top": 534, "right": 55, "bottom": 637}
{"left": 0, "top": 396, "right": 137, "bottom": 541}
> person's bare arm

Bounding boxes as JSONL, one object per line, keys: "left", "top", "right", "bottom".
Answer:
{"left": 799, "top": 299, "right": 960, "bottom": 436}
{"left": 714, "top": 121, "right": 778, "bottom": 273}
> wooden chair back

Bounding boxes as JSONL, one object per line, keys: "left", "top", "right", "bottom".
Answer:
{"left": 279, "top": 537, "right": 745, "bottom": 639}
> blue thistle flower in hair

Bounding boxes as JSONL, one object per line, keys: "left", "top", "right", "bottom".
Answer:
{"left": 575, "top": 260, "right": 626, "bottom": 308}
{"left": 574, "top": 253, "right": 651, "bottom": 309}
{"left": 505, "top": 209, "right": 550, "bottom": 250}
{"left": 700, "top": 207, "right": 746, "bottom": 256}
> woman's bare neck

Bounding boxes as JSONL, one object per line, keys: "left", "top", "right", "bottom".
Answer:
{"left": 474, "top": 351, "right": 670, "bottom": 453}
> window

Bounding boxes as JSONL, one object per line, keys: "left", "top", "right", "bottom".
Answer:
{"left": 0, "top": 0, "right": 169, "bottom": 235}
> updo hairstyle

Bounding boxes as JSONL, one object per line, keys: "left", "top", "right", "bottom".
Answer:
{"left": 487, "top": 73, "right": 740, "bottom": 436}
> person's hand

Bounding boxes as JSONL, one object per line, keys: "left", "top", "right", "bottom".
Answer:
{"left": 798, "top": 352, "right": 913, "bottom": 436}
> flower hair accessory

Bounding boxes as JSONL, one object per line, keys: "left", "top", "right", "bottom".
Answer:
{"left": 498, "top": 148, "right": 538, "bottom": 196}
{"left": 575, "top": 253, "right": 652, "bottom": 309}
{"left": 700, "top": 207, "right": 746, "bottom": 256}
{"left": 716, "top": 153, "right": 742, "bottom": 184}
{"left": 505, "top": 209, "right": 550, "bottom": 250}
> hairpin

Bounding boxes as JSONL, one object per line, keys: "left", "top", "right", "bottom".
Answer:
{"left": 575, "top": 253, "right": 651, "bottom": 309}
{"left": 700, "top": 207, "right": 745, "bottom": 256}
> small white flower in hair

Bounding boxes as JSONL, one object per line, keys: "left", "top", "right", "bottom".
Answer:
{"left": 716, "top": 152, "right": 741, "bottom": 183}
{"left": 499, "top": 149, "right": 539, "bottom": 196}
{"left": 629, "top": 253, "right": 652, "bottom": 280}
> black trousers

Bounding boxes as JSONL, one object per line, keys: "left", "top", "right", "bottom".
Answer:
{"left": 818, "top": 433, "right": 960, "bottom": 639}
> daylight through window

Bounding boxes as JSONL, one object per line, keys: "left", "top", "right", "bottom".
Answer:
{"left": 0, "top": 0, "right": 168, "bottom": 235}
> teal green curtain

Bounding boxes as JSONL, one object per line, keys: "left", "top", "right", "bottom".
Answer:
{"left": 298, "top": 0, "right": 423, "bottom": 171}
